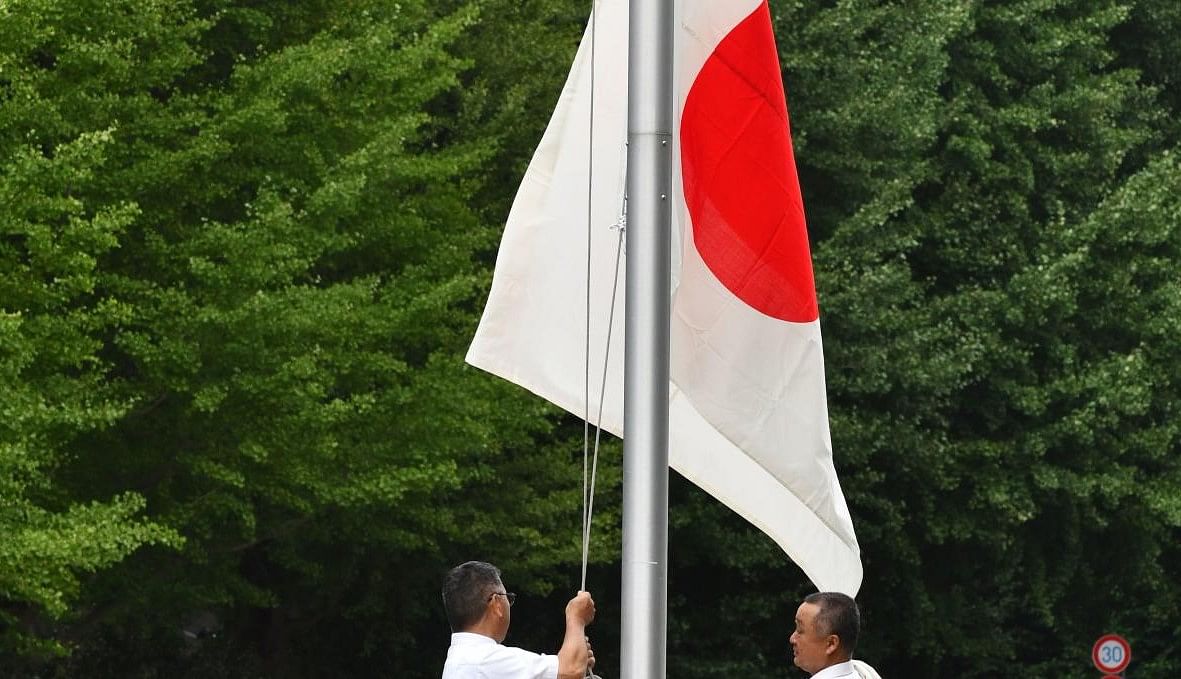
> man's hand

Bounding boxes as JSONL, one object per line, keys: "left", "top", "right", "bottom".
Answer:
{"left": 565, "top": 591, "right": 596, "bottom": 626}
{"left": 557, "top": 591, "right": 596, "bottom": 679}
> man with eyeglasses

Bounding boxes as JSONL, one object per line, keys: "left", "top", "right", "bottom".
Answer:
{"left": 442, "top": 560, "right": 596, "bottom": 679}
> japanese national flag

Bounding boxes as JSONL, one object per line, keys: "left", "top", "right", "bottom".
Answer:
{"left": 466, "top": 0, "right": 862, "bottom": 595}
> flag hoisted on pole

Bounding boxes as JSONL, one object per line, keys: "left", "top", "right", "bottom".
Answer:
{"left": 467, "top": 0, "right": 862, "bottom": 599}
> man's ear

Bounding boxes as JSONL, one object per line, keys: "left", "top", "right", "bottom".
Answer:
{"left": 825, "top": 634, "right": 841, "bottom": 657}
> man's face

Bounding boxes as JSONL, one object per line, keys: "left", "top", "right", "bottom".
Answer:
{"left": 789, "top": 602, "right": 835, "bottom": 674}
{"left": 490, "top": 580, "right": 512, "bottom": 642}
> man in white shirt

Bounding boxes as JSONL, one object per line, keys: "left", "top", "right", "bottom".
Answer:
{"left": 441, "top": 561, "right": 596, "bottom": 679}
{"left": 789, "top": 591, "right": 879, "bottom": 679}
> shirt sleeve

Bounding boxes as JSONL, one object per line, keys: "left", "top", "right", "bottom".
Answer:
{"left": 483, "top": 645, "right": 560, "bottom": 679}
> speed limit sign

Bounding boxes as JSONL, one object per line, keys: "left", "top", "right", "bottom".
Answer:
{"left": 1092, "top": 633, "right": 1131, "bottom": 674}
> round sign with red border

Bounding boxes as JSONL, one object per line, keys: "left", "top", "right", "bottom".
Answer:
{"left": 1092, "top": 633, "right": 1131, "bottom": 673}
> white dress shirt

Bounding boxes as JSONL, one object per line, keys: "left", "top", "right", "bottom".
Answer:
{"left": 442, "top": 632, "right": 559, "bottom": 679}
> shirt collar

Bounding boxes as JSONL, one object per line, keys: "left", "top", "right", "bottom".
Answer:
{"left": 450, "top": 632, "right": 498, "bottom": 647}
{"left": 811, "top": 660, "right": 855, "bottom": 679}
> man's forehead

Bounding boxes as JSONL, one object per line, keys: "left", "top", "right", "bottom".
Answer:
{"left": 797, "top": 602, "right": 821, "bottom": 623}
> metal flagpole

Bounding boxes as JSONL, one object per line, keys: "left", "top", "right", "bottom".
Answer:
{"left": 621, "top": 0, "right": 672, "bottom": 678}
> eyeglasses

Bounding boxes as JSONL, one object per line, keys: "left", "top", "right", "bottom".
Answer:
{"left": 488, "top": 591, "right": 517, "bottom": 606}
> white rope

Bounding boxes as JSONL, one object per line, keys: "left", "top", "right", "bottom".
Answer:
{"left": 579, "top": 7, "right": 624, "bottom": 677}
{"left": 580, "top": 0, "right": 626, "bottom": 600}
{"left": 581, "top": 222, "right": 624, "bottom": 590}
{"left": 580, "top": 0, "right": 599, "bottom": 594}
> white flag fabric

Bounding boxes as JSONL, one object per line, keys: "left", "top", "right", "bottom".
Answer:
{"left": 466, "top": 0, "right": 862, "bottom": 595}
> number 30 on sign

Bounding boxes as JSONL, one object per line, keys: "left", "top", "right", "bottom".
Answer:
{"left": 1092, "top": 633, "right": 1131, "bottom": 674}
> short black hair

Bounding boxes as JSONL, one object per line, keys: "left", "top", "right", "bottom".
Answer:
{"left": 804, "top": 591, "right": 860, "bottom": 655}
{"left": 442, "top": 561, "right": 502, "bottom": 632}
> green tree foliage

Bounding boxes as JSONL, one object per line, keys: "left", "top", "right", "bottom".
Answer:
{"left": 1, "top": 0, "right": 600, "bottom": 675}
{"left": 0, "top": 6, "right": 186, "bottom": 658}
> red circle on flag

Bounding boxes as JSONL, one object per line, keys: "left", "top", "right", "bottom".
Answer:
{"left": 1092, "top": 633, "right": 1131, "bottom": 673}
{"left": 680, "top": 3, "right": 818, "bottom": 323}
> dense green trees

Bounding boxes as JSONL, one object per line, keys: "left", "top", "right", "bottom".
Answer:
{"left": 2, "top": 0, "right": 595, "bottom": 674}
{"left": 1, "top": 0, "right": 1177, "bottom": 677}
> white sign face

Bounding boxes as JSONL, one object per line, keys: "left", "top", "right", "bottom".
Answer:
{"left": 1092, "top": 634, "right": 1131, "bottom": 673}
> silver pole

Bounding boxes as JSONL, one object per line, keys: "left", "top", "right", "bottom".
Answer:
{"left": 621, "top": 0, "right": 672, "bottom": 678}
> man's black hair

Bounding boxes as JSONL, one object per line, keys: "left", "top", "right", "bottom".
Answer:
{"left": 442, "top": 561, "right": 503, "bottom": 632}
{"left": 804, "top": 591, "right": 860, "bottom": 656}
